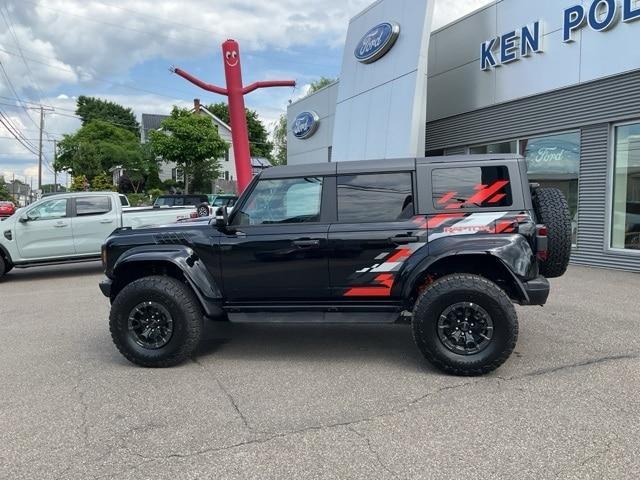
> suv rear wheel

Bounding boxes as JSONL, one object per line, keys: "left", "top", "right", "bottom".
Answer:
{"left": 412, "top": 274, "right": 518, "bottom": 376}
{"left": 533, "top": 187, "right": 572, "bottom": 278}
{"left": 110, "top": 276, "right": 203, "bottom": 367}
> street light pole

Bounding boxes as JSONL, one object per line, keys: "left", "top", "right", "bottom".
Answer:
{"left": 53, "top": 139, "right": 57, "bottom": 193}
{"left": 38, "top": 106, "right": 44, "bottom": 191}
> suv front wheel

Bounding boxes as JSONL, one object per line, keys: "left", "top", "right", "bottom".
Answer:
{"left": 110, "top": 276, "right": 203, "bottom": 367}
{"left": 412, "top": 274, "right": 518, "bottom": 376}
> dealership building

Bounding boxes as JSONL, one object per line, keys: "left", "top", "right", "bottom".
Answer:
{"left": 287, "top": 0, "right": 640, "bottom": 272}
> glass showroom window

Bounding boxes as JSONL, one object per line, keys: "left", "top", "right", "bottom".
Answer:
{"left": 520, "top": 132, "right": 580, "bottom": 246}
{"left": 611, "top": 123, "right": 640, "bottom": 251}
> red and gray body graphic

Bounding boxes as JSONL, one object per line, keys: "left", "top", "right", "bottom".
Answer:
{"left": 343, "top": 211, "right": 533, "bottom": 297}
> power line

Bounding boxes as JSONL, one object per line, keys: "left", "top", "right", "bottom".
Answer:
{"left": 0, "top": 59, "right": 42, "bottom": 133}
{"left": 0, "top": 111, "right": 39, "bottom": 154}
{"left": 0, "top": 5, "right": 48, "bottom": 103}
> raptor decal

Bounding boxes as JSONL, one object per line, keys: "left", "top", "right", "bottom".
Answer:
{"left": 342, "top": 211, "right": 533, "bottom": 297}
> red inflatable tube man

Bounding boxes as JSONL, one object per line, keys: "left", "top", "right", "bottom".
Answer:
{"left": 173, "top": 39, "right": 296, "bottom": 193}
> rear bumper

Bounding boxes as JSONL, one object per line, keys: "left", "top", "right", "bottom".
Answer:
{"left": 99, "top": 278, "right": 112, "bottom": 298}
{"left": 522, "top": 276, "right": 550, "bottom": 306}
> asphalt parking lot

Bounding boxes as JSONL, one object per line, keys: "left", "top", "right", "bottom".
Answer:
{"left": 0, "top": 263, "right": 639, "bottom": 479}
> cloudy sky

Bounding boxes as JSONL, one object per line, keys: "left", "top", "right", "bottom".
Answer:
{"left": 0, "top": 0, "right": 492, "bottom": 186}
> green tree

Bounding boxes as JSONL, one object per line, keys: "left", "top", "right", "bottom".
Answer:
{"left": 90, "top": 172, "right": 116, "bottom": 191}
{"left": 149, "top": 107, "right": 226, "bottom": 194}
{"left": 206, "top": 103, "right": 273, "bottom": 160}
{"left": 118, "top": 143, "right": 160, "bottom": 194}
{"left": 75, "top": 96, "right": 140, "bottom": 134}
{"left": 272, "top": 114, "right": 288, "bottom": 166}
{"left": 70, "top": 175, "right": 89, "bottom": 192}
{"left": 0, "top": 177, "right": 12, "bottom": 201}
{"left": 308, "top": 77, "right": 335, "bottom": 94}
{"left": 54, "top": 120, "right": 144, "bottom": 181}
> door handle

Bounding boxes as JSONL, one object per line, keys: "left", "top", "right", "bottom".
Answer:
{"left": 390, "top": 235, "right": 419, "bottom": 245}
{"left": 100, "top": 219, "right": 114, "bottom": 224}
{"left": 53, "top": 222, "right": 68, "bottom": 228}
{"left": 293, "top": 239, "right": 320, "bottom": 248}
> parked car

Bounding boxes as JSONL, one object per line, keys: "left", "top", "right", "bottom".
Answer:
{"left": 0, "top": 201, "right": 16, "bottom": 219}
{"left": 0, "top": 192, "right": 197, "bottom": 279}
{"left": 198, "top": 194, "right": 239, "bottom": 217}
{"left": 153, "top": 194, "right": 209, "bottom": 208}
{"left": 100, "top": 155, "right": 572, "bottom": 376}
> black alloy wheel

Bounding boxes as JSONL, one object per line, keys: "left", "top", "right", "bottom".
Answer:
{"left": 437, "top": 302, "right": 494, "bottom": 355}
{"left": 128, "top": 301, "right": 174, "bottom": 349}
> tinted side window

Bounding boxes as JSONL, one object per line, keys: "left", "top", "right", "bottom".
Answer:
{"left": 432, "top": 166, "right": 512, "bottom": 210}
{"left": 232, "top": 178, "right": 323, "bottom": 226}
{"left": 337, "top": 173, "right": 414, "bottom": 223}
{"left": 76, "top": 196, "right": 112, "bottom": 216}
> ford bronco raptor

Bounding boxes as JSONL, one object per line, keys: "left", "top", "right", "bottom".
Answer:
{"left": 100, "top": 155, "right": 571, "bottom": 376}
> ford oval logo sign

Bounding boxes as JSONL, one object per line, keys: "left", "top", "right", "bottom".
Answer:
{"left": 354, "top": 22, "right": 400, "bottom": 64}
{"left": 292, "top": 111, "right": 320, "bottom": 140}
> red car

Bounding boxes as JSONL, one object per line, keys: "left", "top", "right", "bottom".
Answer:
{"left": 0, "top": 201, "right": 16, "bottom": 219}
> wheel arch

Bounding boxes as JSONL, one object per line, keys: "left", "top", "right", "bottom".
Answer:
{"left": 111, "top": 248, "right": 224, "bottom": 318}
{"left": 402, "top": 252, "right": 529, "bottom": 307}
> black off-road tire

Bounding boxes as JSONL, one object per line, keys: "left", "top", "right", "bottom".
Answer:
{"left": 533, "top": 187, "right": 572, "bottom": 278}
{"left": 412, "top": 274, "right": 518, "bottom": 376}
{"left": 110, "top": 276, "right": 203, "bottom": 367}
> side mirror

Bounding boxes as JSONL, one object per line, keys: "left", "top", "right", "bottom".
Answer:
{"left": 18, "top": 214, "right": 29, "bottom": 223}
{"left": 214, "top": 206, "right": 228, "bottom": 228}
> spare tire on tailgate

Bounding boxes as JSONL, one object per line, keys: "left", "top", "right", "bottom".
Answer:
{"left": 532, "top": 187, "right": 572, "bottom": 278}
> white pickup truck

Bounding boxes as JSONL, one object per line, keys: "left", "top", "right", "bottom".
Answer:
{"left": 0, "top": 191, "right": 196, "bottom": 279}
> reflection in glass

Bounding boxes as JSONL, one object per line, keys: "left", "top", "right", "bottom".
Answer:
{"left": 611, "top": 123, "right": 640, "bottom": 251}
{"left": 337, "top": 173, "right": 413, "bottom": 223}
{"left": 521, "top": 132, "right": 581, "bottom": 245}
{"left": 232, "top": 177, "right": 323, "bottom": 226}
{"left": 432, "top": 167, "right": 512, "bottom": 209}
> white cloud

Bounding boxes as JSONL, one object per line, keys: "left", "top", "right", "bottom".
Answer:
{"left": 2, "top": 1, "right": 492, "bottom": 97}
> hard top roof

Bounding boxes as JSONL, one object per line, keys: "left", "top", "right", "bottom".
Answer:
{"left": 260, "top": 155, "right": 523, "bottom": 178}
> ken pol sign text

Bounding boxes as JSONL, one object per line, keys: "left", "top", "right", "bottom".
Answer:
{"left": 481, "top": 0, "right": 640, "bottom": 71}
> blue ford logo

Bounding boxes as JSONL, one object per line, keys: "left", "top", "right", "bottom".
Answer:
{"left": 292, "top": 111, "right": 320, "bottom": 140}
{"left": 354, "top": 22, "right": 401, "bottom": 64}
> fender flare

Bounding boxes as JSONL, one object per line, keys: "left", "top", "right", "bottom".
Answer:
{"left": 112, "top": 246, "right": 224, "bottom": 317}
{"left": 399, "top": 235, "right": 534, "bottom": 304}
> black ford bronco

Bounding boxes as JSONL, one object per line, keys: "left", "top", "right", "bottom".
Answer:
{"left": 100, "top": 155, "right": 571, "bottom": 375}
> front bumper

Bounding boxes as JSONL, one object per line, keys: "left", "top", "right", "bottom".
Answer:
{"left": 99, "top": 278, "right": 112, "bottom": 298}
{"left": 522, "top": 276, "right": 550, "bottom": 306}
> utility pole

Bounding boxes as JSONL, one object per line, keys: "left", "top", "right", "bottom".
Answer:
{"left": 38, "top": 106, "right": 44, "bottom": 190}
{"left": 53, "top": 140, "right": 57, "bottom": 193}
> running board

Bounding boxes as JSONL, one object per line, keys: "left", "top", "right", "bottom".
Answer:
{"left": 228, "top": 311, "right": 401, "bottom": 324}
{"left": 13, "top": 256, "right": 101, "bottom": 268}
